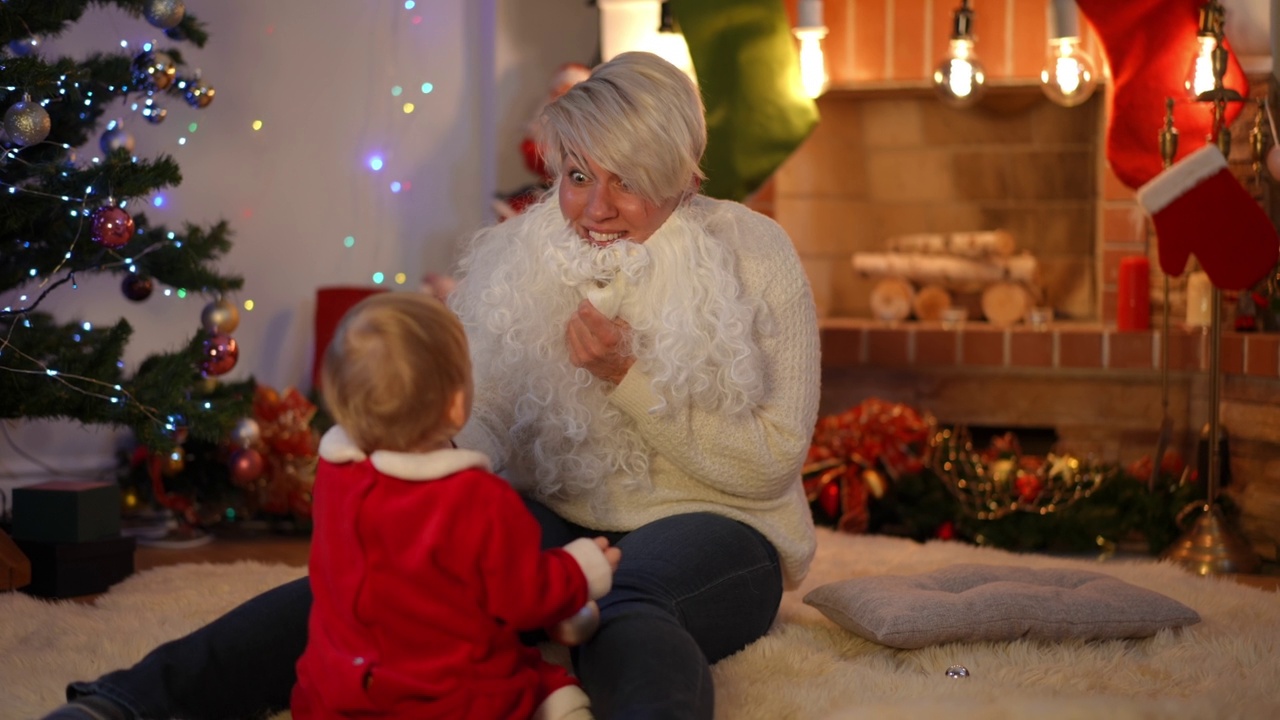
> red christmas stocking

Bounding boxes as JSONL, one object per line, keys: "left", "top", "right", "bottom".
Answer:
{"left": 1076, "top": 0, "right": 1248, "bottom": 190}
{"left": 1137, "top": 145, "right": 1279, "bottom": 290}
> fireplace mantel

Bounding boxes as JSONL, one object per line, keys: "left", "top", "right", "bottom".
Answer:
{"left": 819, "top": 319, "right": 1279, "bottom": 378}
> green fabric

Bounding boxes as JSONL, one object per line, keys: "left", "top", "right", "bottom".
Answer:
{"left": 673, "top": 0, "right": 820, "bottom": 201}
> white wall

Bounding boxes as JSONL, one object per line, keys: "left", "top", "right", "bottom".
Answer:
{"left": 0, "top": 0, "right": 598, "bottom": 491}
{"left": 493, "top": 0, "right": 599, "bottom": 194}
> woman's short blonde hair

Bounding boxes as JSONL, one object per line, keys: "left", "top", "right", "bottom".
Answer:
{"left": 320, "top": 292, "right": 469, "bottom": 454}
{"left": 538, "top": 51, "right": 707, "bottom": 205}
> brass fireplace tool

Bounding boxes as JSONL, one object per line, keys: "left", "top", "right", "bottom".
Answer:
{"left": 1159, "top": 0, "right": 1261, "bottom": 576}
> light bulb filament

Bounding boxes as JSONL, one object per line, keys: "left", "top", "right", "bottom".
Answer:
{"left": 794, "top": 28, "right": 828, "bottom": 99}
{"left": 1039, "top": 37, "right": 1098, "bottom": 107}
{"left": 1187, "top": 36, "right": 1217, "bottom": 98}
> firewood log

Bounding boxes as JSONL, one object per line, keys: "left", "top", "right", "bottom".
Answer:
{"left": 981, "top": 281, "right": 1033, "bottom": 328}
{"left": 869, "top": 277, "right": 915, "bottom": 322}
{"left": 886, "top": 230, "right": 1016, "bottom": 258}
{"left": 912, "top": 284, "right": 953, "bottom": 322}
{"left": 851, "top": 252, "right": 1040, "bottom": 292}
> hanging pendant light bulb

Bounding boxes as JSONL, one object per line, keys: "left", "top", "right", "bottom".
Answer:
{"left": 1040, "top": 0, "right": 1098, "bottom": 107}
{"left": 642, "top": 1, "right": 697, "bottom": 84}
{"left": 793, "top": 0, "right": 829, "bottom": 99}
{"left": 1185, "top": 1, "right": 1223, "bottom": 100}
{"left": 933, "top": 0, "right": 986, "bottom": 108}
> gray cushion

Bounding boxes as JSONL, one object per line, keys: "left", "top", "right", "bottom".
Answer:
{"left": 803, "top": 563, "right": 1201, "bottom": 649}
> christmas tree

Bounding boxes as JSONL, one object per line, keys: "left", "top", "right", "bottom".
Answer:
{"left": 1, "top": 1, "right": 252, "bottom": 476}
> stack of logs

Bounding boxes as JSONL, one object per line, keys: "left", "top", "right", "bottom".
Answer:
{"left": 852, "top": 230, "right": 1043, "bottom": 327}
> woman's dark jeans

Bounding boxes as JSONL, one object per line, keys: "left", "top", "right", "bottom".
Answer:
{"left": 68, "top": 503, "right": 783, "bottom": 720}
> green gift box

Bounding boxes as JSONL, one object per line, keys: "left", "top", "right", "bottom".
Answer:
{"left": 12, "top": 480, "right": 121, "bottom": 543}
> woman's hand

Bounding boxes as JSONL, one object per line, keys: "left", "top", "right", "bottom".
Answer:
{"left": 566, "top": 299, "right": 635, "bottom": 385}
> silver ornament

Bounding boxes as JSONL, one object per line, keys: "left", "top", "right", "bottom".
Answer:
{"left": 547, "top": 601, "right": 600, "bottom": 646}
{"left": 201, "top": 298, "right": 241, "bottom": 334}
{"left": 230, "top": 418, "right": 261, "bottom": 449}
{"left": 945, "top": 665, "right": 970, "bottom": 679}
{"left": 3, "top": 98, "right": 52, "bottom": 146}
{"left": 144, "top": 0, "right": 186, "bottom": 30}
{"left": 100, "top": 126, "right": 135, "bottom": 154}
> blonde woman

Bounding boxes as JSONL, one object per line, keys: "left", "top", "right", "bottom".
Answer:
{"left": 47, "top": 52, "right": 820, "bottom": 720}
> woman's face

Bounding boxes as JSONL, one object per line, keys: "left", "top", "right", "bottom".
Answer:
{"left": 557, "top": 155, "right": 681, "bottom": 247}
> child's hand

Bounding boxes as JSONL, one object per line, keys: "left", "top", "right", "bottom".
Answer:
{"left": 594, "top": 536, "right": 622, "bottom": 573}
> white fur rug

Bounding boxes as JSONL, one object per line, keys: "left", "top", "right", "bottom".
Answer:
{"left": 3, "top": 529, "right": 1279, "bottom": 720}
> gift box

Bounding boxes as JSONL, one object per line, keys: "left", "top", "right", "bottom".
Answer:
{"left": 1, "top": 530, "right": 32, "bottom": 591}
{"left": 12, "top": 480, "right": 121, "bottom": 543}
{"left": 16, "top": 535, "right": 135, "bottom": 599}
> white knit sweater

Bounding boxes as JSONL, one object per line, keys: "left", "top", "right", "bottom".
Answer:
{"left": 453, "top": 195, "right": 820, "bottom": 588}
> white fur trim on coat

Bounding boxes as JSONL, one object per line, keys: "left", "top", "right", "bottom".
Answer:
{"left": 317, "top": 425, "right": 492, "bottom": 481}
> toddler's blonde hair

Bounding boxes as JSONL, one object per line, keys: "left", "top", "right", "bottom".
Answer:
{"left": 321, "top": 292, "right": 469, "bottom": 454}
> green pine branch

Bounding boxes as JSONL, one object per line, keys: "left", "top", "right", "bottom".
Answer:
{"left": 2, "top": 150, "right": 241, "bottom": 307}
{"left": 0, "top": 0, "right": 248, "bottom": 470}
{"left": 0, "top": 0, "right": 207, "bottom": 47}
{"left": 0, "top": 312, "right": 253, "bottom": 448}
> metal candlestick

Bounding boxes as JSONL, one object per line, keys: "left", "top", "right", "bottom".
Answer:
{"left": 1160, "top": 0, "right": 1260, "bottom": 576}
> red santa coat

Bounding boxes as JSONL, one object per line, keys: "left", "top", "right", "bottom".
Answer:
{"left": 292, "top": 427, "right": 612, "bottom": 718}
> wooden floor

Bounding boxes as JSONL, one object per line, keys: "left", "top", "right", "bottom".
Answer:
{"left": 135, "top": 530, "right": 310, "bottom": 572}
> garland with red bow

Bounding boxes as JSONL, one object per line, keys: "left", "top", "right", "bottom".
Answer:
{"left": 802, "top": 398, "right": 933, "bottom": 533}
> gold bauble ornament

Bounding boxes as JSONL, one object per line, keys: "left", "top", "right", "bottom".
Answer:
{"left": 201, "top": 298, "right": 240, "bottom": 334}
{"left": 183, "top": 78, "right": 215, "bottom": 108}
{"left": 161, "top": 447, "right": 186, "bottom": 477}
{"left": 3, "top": 97, "right": 51, "bottom": 146}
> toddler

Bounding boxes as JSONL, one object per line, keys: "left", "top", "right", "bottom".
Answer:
{"left": 292, "top": 292, "right": 618, "bottom": 719}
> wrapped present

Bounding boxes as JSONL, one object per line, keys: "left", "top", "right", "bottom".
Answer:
{"left": 12, "top": 480, "right": 121, "bottom": 543}
{"left": 17, "top": 535, "right": 134, "bottom": 599}
{"left": 243, "top": 385, "right": 317, "bottom": 522}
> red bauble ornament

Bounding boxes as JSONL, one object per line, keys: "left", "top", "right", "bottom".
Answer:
{"left": 818, "top": 479, "right": 841, "bottom": 520}
{"left": 289, "top": 488, "right": 313, "bottom": 519}
{"left": 122, "top": 272, "right": 154, "bottom": 301}
{"left": 91, "top": 206, "right": 135, "bottom": 248}
{"left": 200, "top": 333, "right": 239, "bottom": 376}
{"left": 229, "top": 448, "right": 264, "bottom": 486}
{"left": 1015, "top": 472, "right": 1044, "bottom": 504}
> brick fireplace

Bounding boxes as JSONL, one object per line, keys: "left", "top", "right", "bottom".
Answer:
{"left": 760, "top": 1, "right": 1280, "bottom": 559}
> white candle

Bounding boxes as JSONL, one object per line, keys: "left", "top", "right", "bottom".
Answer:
{"left": 1185, "top": 271, "right": 1213, "bottom": 327}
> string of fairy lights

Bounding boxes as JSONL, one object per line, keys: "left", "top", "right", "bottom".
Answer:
{"left": 1, "top": 1, "right": 243, "bottom": 448}
{"left": 3, "top": 0, "right": 443, "bottom": 456}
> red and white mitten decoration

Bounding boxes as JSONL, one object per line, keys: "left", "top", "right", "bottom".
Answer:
{"left": 1076, "top": 0, "right": 1248, "bottom": 190}
{"left": 1137, "top": 145, "right": 1279, "bottom": 291}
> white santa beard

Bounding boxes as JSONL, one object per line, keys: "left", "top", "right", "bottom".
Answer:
{"left": 453, "top": 198, "right": 768, "bottom": 501}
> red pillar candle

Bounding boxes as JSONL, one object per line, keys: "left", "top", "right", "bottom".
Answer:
{"left": 1116, "top": 256, "right": 1151, "bottom": 331}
